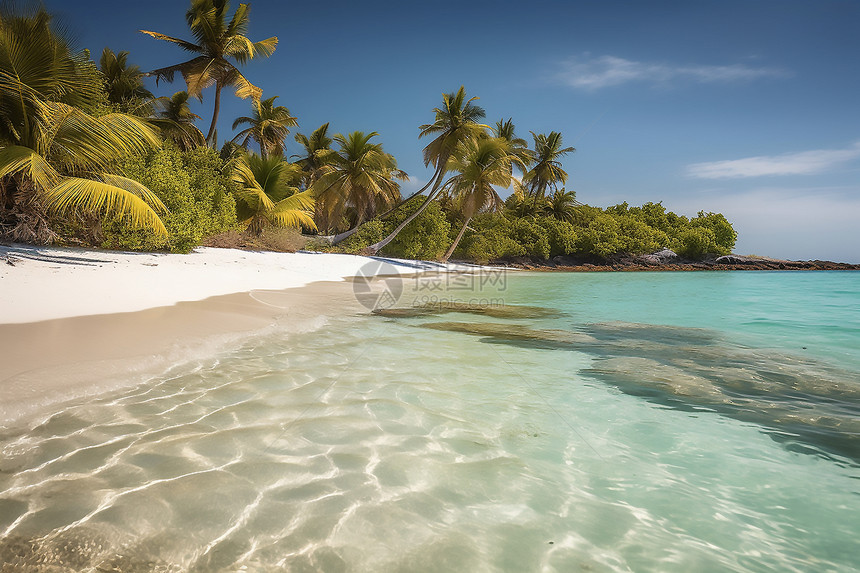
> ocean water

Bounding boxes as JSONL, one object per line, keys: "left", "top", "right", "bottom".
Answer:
{"left": 1, "top": 270, "right": 858, "bottom": 572}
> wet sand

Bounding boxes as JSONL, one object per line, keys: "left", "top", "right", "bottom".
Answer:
{"left": 0, "top": 280, "right": 369, "bottom": 426}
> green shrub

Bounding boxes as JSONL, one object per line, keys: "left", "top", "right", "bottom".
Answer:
{"left": 538, "top": 216, "right": 578, "bottom": 258}
{"left": 385, "top": 199, "right": 452, "bottom": 260}
{"left": 690, "top": 211, "right": 736, "bottom": 254}
{"left": 456, "top": 215, "right": 525, "bottom": 264}
{"left": 616, "top": 215, "right": 669, "bottom": 255}
{"left": 577, "top": 214, "right": 625, "bottom": 258}
{"left": 676, "top": 226, "right": 719, "bottom": 260}
{"left": 337, "top": 219, "right": 387, "bottom": 254}
{"left": 101, "top": 145, "right": 237, "bottom": 252}
{"left": 510, "top": 217, "right": 551, "bottom": 260}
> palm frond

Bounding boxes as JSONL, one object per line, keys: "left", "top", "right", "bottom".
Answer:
{"left": 139, "top": 30, "right": 202, "bottom": 53}
{"left": 0, "top": 145, "right": 59, "bottom": 192}
{"left": 43, "top": 177, "right": 167, "bottom": 236}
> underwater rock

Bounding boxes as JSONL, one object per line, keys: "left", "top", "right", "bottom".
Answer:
{"left": 417, "top": 319, "right": 860, "bottom": 464}
{"left": 373, "top": 302, "right": 564, "bottom": 320}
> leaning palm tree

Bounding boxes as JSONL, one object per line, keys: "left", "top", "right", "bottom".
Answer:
{"left": 99, "top": 47, "right": 154, "bottom": 112}
{"left": 440, "top": 137, "right": 523, "bottom": 261}
{"left": 362, "top": 86, "right": 488, "bottom": 253}
{"left": 229, "top": 152, "right": 315, "bottom": 235}
{"left": 292, "top": 122, "right": 335, "bottom": 188}
{"left": 543, "top": 188, "right": 580, "bottom": 223}
{"left": 523, "top": 131, "right": 574, "bottom": 206}
{"left": 0, "top": 6, "right": 167, "bottom": 243}
{"left": 231, "top": 96, "right": 297, "bottom": 159}
{"left": 311, "top": 131, "right": 406, "bottom": 234}
{"left": 141, "top": 0, "right": 277, "bottom": 144}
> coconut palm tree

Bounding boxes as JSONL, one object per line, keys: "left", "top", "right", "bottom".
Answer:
{"left": 99, "top": 47, "right": 154, "bottom": 112}
{"left": 229, "top": 152, "right": 315, "bottom": 235}
{"left": 363, "top": 86, "right": 488, "bottom": 253}
{"left": 147, "top": 91, "right": 206, "bottom": 150}
{"left": 140, "top": 0, "right": 277, "bottom": 144}
{"left": 0, "top": 6, "right": 167, "bottom": 243}
{"left": 543, "top": 188, "right": 580, "bottom": 223}
{"left": 440, "top": 137, "right": 523, "bottom": 261}
{"left": 523, "top": 131, "right": 574, "bottom": 206}
{"left": 493, "top": 118, "right": 533, "bottom": 175}
{"left": 311, "top": 131, "right": 406, "bottom": 234}
{"left": 292, "top": 122, "right": 335, "bottom": 188}
{"left": 231, "top": 96, "right": 297, "bottom": 159}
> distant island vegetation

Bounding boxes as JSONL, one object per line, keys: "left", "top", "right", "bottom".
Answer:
{"left": 0, "top": 1, "right": 737, "bottom": 265}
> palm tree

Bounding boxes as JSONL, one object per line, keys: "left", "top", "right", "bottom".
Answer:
{"left": 0, "top": 6, "right": 167, "bottom": 243}
{"left": 229, "top": 152, "right": 315, "bottom": 235}
{"left": 231, "top": 96, "right": 297, "bottom": 159}
{"left": 493, "top": 118, "right": 533, "bottom": 175}
{"left": 311, "top": 131, "right": 406, "bottom": 234}
{"left": 505, "top": 193, "right": 543, "bottom": 219}
{"left": 363, "top": 86, "right": 488, "bottom": 253}
{"left": 543, "top": 188, "right": 580, "bottom": 223}
{"left": 141, "top": 0, "right": 277, "bottom": 144}
{"left": 99, "top": 48, "right": 154, "bottom": 112}
{"left": 149, "top": 91, "right": 206, "bottom": 150}
{"left": 524, "top": 131, "right": 574, "bottom": 206}
{"left": 292, "top": 123, "right": 335, "bottom": 188}
{"left": 440, "top": 137, "right": 523, "bottom": 261}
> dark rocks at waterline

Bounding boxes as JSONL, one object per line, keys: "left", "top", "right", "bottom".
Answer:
{"left": 412, "top": 319, "right": 860, "bottom": 465}
{"left": 486, "top": 251, "right": 860, "bottom": 271}
{"left": 372, "top": 301, "right": 565, "bottom": 320}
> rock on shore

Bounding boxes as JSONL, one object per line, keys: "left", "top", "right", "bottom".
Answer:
{"left": 495, "top": 249, "right": 860, "bottom": 271}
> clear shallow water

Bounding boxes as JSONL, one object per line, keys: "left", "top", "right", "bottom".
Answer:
{"left": 1, "top": 271, "right": 858, "bottom": 572}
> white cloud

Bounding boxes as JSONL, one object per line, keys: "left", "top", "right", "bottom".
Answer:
{"left": 555, "top": 54, "right": 789, "bottom": 90}
{"left": 686, "top": 143, "right": 860, "bottom": 179}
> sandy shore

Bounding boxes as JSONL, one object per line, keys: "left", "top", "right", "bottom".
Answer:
{"left": 0, "top": 244, "right": 474, "bottom": 425}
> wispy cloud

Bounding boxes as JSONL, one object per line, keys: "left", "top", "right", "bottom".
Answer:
{"left": 555, "top": 54, "right": 790, "bottom": 90}
{"left": 686, "top": 143, "right": 860, "bottom": 179}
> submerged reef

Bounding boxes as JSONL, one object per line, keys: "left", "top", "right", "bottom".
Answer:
{"left": 376, "top": 303, "right": 860, "bottom": 465}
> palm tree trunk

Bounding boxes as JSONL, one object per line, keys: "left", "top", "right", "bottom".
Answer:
{"left": 373, "top": 163, "right": 444, "bottom": 221}
{"left": 441, "top": 216, "right": 470, "bottom": 262}
{"left": 364, "top": 171, "right": 449, "bottom": 254}
{"left": 330, "top": 164, "right": 445, "bottom": 247}
{"left": 206, "top": 82, "right": 223, "bottom": 145}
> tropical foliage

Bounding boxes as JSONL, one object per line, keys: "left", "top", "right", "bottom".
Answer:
{"left": 231, "top": 96, "right": 297, "bottom": 158}
{"left": 0, "top": 5, "right": 167, "bottom": 244}
{"left": 3, "top": 2, "right": 738, "bottom": 263}
{"left": 102, "top": 145, "right": 237, "bottom": 252}
{"left": 99, "top": 47, "right": 153, "bottom": 111}
{"left": 311, "top": 131, "right": 406, "bottom": 234}
{"left": 141, "top": 0, "right": 277, "bottom": 143}
{"left": 149, "top": 91, "right": 206, "bottom": 151}
{"left": 229, "top": 152, "right": 315, "bottom": 235}
{"left": 440, "top": 137, "right": 523, "bottom": 260}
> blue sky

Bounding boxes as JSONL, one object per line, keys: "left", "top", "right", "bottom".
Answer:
{"left": 52, "top": 0, "right": 860, "bottom": 261}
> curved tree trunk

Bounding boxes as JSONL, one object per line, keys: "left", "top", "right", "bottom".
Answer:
{"left": 365, "top": 185, "right": 443, "bottom": 255}
{"left": 206, "top": 82, "right": 223, "bottom": 145}
{"left": 330, "top": 164, "right": 445, "bottom": 247}
{"left": 441, "top": 215, "right": 470, "bottom": 262}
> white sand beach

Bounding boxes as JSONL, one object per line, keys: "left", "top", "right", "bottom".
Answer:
{"left": 0, "top": 244, "right": 476, "bottom": 424}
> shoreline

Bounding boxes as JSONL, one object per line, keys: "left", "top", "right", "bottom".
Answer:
{"left": 488, "top": 254, "right": 860, "bottom": 272}
{"left": 0, "top": 244, "right": 479, "bottom": 427}
{"left": 0, "top": 280, "right": 371, "bottom": 427}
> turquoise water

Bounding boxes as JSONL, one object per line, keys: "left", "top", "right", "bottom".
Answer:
{"left": 0, "top": 271, "right": 858, "bottom": 571}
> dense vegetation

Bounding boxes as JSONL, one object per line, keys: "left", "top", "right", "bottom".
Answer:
{"left": 0, "top": 1, "right": 736, "bottom": 262}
